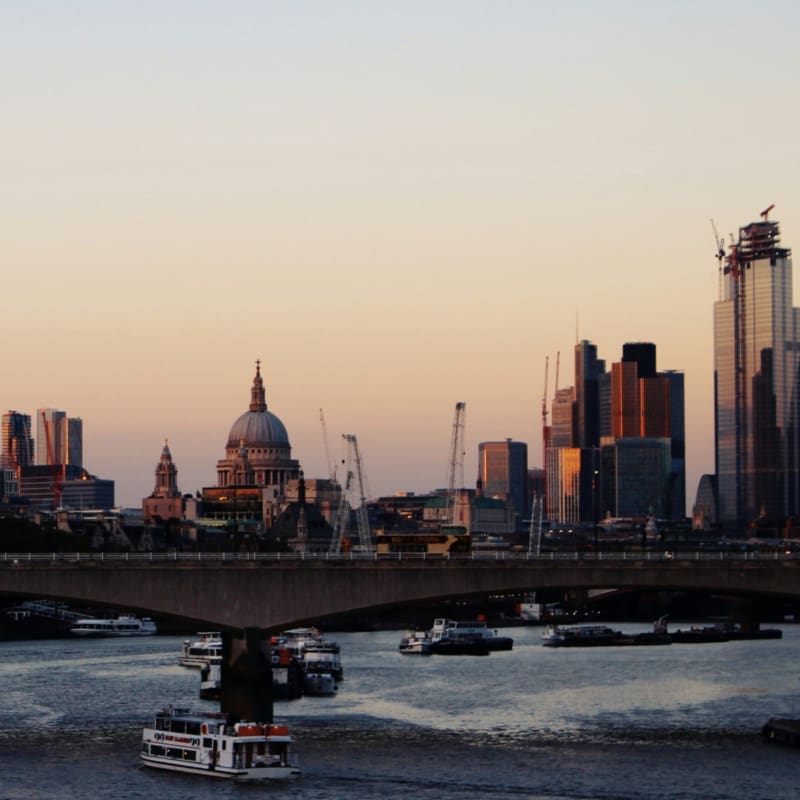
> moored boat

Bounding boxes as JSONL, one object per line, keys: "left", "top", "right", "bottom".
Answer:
{"left": 199, "top": 651, "right": 305, "bottom": 702}
{"left": 398, "top": 631, "right": 432, "bottom": 655}
{"left": 428, "top": 618, "right": 513, "bottom": 653}
{"left": 542, "top": 617, "right": 672, "bottom": 647}
{"left": 141, "top": 706, "right": 300, "bottom": 780}
{"left": 273, "top": 627, "right": 343, "bottom": 681}
{"left": 179, "top": 632, "right": 223, "bottom": 667}
{"left": 668, "top": 625, "right": 730, "bottom": 643}
{"left": 542, "top": 623, "right": 624, "bottom": 647}
{"left": 69, "top": 614, "right": 157, "bottom": 637}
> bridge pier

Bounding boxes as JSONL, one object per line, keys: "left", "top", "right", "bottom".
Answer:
{"left": 220, "top": 627, "right": 273, "bottom": 723}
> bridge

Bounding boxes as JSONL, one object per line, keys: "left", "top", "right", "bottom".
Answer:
{"left": 2, "top": 550, "right": 799, "bottom": 632}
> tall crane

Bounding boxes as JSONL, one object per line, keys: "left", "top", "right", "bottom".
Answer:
{"left": 541, "top": 356, "right": 550, "bottom": 473}
{"left": 328, "top": 434, "right": 373, "bottom": 553}
{"left": 446, "top": 402, "right": 466, "bottom": 526}
{"left": 319, "top": 408, "right": 335, "bottom": 481}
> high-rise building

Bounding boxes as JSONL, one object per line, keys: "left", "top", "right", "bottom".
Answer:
{"left": 1, "top": 411, "right": 34, "bottom": 469}
{"left": 550, "top": 386, "right": 576, "bottom": 447}
{"left": 575, "top": 340, "right": 604, "bottom": 448}
{"left": 478, "top": 439, "right": 529, "bottom": 520}
{"left": 714, "top": 210, "right": 800, "bottom": 533}
{"left": 67, "top": 417, "right": 83, "bottom": 468}
{"left": 37, "top": 408, "right": 66, "bottom": 465}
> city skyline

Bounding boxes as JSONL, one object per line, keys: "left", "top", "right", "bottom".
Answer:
{"left": 3, "top": 2, "right": 800, "bottom": 509}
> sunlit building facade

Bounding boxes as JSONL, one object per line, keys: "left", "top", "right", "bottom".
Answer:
{"left": 714, "top": 212, "right": 800, "bottom": 533}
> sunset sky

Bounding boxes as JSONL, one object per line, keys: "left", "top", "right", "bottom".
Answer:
{"left": 3, "top": 1, "right": 800, "bottom": 510}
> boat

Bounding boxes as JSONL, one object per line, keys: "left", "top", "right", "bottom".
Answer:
{"left": 668, "top": 625, "right": 730, "bottom": 644}
{"left": 719, "top": 622, "right": 783, "bottom": 640}
{"left": 179, "top": 632, "right": 223, "bottom": 667}
{"left": 199, "top": 651, "right": 304, "bottom": 702}
{"left": 428, "top": 618, "right": 514, "bottom": 653}
{"left": 69, "top": 614, "right": 157, "bottom": 637}
{"left": 398, "top": 631, "right": 432, "bottom": 655}
{"left": 300, "top": 647, "right": 341, "bottom": 694}
{"left": 141, "top": 706, "right": 300, "bottom": 780}
{"left": 429, "top": 638, "right": 491, "bottom": 655}
{"left": 302, "top": 670, "right": 338, "bottom": 696}
{"left": 542, "top": 623, "right": 625, "bottom": 647}
{"left": 273, "top": 627, "right": 343, "bottom": 681}
{"left": 542, "top": 617, "right": 672, "bottom": 647}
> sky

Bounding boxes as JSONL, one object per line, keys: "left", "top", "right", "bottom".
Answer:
{"left": 3, "top": 1, "right": 800, "bottom": 510}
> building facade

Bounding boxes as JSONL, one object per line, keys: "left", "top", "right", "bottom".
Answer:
{"left": 201, "top": 362, "right": 302, "bottom": 531}
{"left": 714, "top": 211, "right": 800, "bottom": 533}
{"left": 1, "top": 411, "right": 34, "bottom": 470}
{"left": 478, "top": 439, "right": 529, "bottom": 520}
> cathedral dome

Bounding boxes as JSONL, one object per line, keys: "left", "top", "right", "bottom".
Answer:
{"left": 227, "top": 409, "right": 289, "bottom": 447}
{"left": 225, "top": 361, "right": 290, "bottom": 447}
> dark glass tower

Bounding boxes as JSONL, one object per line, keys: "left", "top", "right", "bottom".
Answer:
{"left": 714, "top": 211, "right": 799, "bottom": 533}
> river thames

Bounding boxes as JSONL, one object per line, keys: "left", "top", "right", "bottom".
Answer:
{"left": 1, "top": 623, "right": 799, "bottom": 799}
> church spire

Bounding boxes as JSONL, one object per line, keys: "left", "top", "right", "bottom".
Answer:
{"left": 249, "top": 359, "right": 267, "bottom": 412}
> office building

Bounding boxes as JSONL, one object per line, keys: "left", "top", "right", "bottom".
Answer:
{"left": 1, "top": 411, "right": 34, "bottom": 469}
{"left": 574, "top": 340, "right": 604, "bottom": 448}
{"left": 478, "top": 439, "right": 529, "bottom": 520}
{"left": 714, "top": 209, "right": 799, "bottom": 533}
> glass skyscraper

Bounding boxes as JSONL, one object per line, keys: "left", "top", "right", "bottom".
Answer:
{"left": 714, "top": 212, "right": 799, "bottom": 533}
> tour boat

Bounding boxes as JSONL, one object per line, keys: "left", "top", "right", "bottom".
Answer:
{"left": 541, "top": 623, "right": 624, "bottom": 647}
{"left": 69, "top": 614, "right": 157, "bottom": 637}
{"left": 178, "top": 632, "right": 223, "bottom": 667}
{"left": 398, "top": 631, "right": 432, "bottom": 655}
{"left": 141, "top": 706, "right": 300, "bottom": 780}
{"left": 273, "top": 627, "right": 343, "bottom": 681}
{"left": 199, "top": 652, "right": 304, "bottom": 702}
{"left": 428, "top": 618, "right": 514, "bottom": 652}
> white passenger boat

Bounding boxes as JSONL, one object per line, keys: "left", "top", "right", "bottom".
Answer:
{"left": 69, "top": 615, "right": 157, "bottom": 637}
{"left": 428, "top": 618, "right": 514, "bottom": 652}
{"left": 179, "top": 631, "right": 223, "bottom": 667}
{"left": 398, "top": 631, "right": 432, "bottom": 655}
{"left": 141, "top": 706, "right": 300, "bottom": 780}
{"left": 273, "top": 627, "right": 343, "bottom": 681}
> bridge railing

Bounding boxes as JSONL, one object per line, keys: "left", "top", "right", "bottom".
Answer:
{"left": 1, "top": 550, "right": 797, "bottom": 565}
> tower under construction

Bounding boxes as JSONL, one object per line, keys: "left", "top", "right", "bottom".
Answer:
{"left": 714, "top": 206, "right": 799, "bottom": 534}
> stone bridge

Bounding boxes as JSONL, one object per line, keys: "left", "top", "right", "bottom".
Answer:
{"left": 2, "top": 551, "right": 799, "bottom": 632}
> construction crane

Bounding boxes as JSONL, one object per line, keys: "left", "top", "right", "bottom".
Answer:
{"left": 711, "top": 218, "right": 725, "bottom": 268}
{"left": 761, "top": 203, "right": 775, "bottom": 220}
{"left": 40, "top": 410, "right": 62, "bottom": 509}
{"left": 329, "top": 464, "right": 352, "bottom": 554}
{"left": 541, "top": 356, "right": 550, "bottom": 473}
{"left": 329, "top": 434, "right": 373, "bottom": 553}
{"left": 319, "top": 408, "right": 335, "bottom": 481}
{"left": 445, "top": 402, "right": 466, "bottom": 526}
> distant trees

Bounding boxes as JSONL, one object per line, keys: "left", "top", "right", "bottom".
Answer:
{"left": 0, "top": 517, "right": 90, "bottom": 552}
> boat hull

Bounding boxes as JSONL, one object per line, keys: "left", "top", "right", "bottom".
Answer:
{"left": 141, "top": 755, "right": 300, "bottom": 781}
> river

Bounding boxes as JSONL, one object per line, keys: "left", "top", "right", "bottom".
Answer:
{"left": 1, "top": 623, "right": 799, "bottom": 799}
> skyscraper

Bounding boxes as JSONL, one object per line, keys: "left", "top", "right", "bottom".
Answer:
{"left": 478, "top": 439, "right": 529, "bottom": 520}
{"left": 1, "top": 411, "right": 34, "bottom": 469}
{"left": 714, "top": 209, "right": 799, "bottom": 533}
{"left": 575, "top": 340, "right": 604, "bottom": 448}
{"left": 37, "top": 408, "right": 66, "bottom": 465}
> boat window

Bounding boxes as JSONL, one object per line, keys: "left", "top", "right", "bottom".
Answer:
{"left": 149, "top": 745, "right": 165, "bottom": 756}
{"left": 203, "top": 738, "right": 212, "bottom": 748}
{"left": 185, "top": 721, "right": 202, "bottom": 735}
